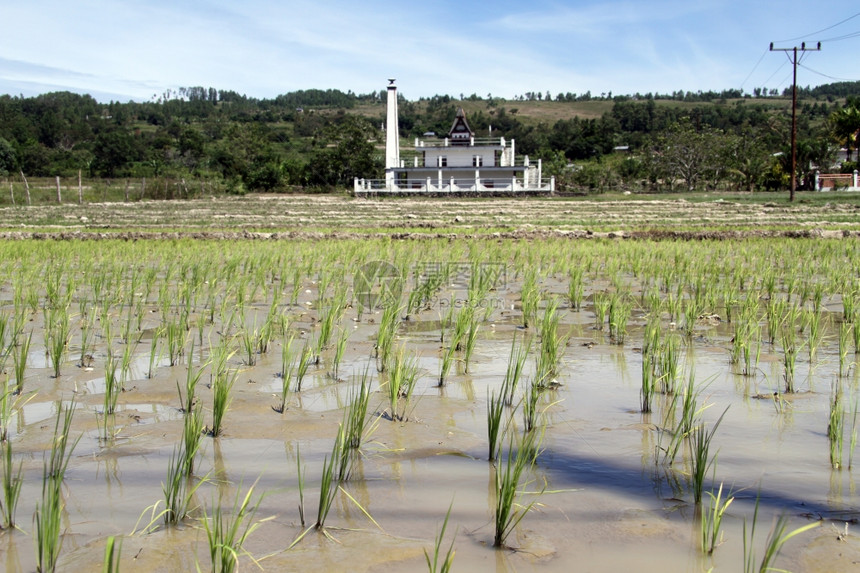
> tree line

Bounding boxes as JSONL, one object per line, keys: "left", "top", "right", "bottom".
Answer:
{"left": 0, "top": 82, "right": 859, "bottom": 195}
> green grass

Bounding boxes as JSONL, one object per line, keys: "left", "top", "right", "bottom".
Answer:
{"left": 425, "top": 501, "right": 456, "bottom": 573}
{"left": 102, "top": 536, "right": 122, "bottom": 573}
{"left": 0, "top": 439, "right": 23, "bottom": 529}
{"left": 35, "top": 400, "right": 80, "bottom": 573}
{"left": 701, "top": 482, "right": 734, "bottom": 555}
{"left": 493, "top": 430, "right": 542, "bottom": 548}
{"left": 201, "top": 481, "right": 265, "bottom": 573}
{"left": 690, "top": 408, "right": 728, "bottom": 504}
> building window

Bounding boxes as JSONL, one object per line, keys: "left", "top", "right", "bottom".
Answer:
{"left": 437, "top": 156, "right": 447, "bottom": 167}
{"left": 473, "top": 155, "right": 483, "bottom": 167}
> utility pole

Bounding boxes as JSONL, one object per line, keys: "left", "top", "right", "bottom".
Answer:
{"left": 769, "top": 41, "right": 821, "bottom": 202}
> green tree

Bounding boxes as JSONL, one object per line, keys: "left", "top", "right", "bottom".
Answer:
{"left": 647, "top": 120, "right": 725, "bottom": 191}
{"left": 92, "top": 127, "right": 138, "bottom": 176}
{"left": 829, "top": 100, "right": 860, "bottom": 162}
{"left": 307, "top": 116, "right": 382, "bottom": 187}
{"left": 724, "top": 131, "right": 771, "bottom": 192}
{"left": 0, "top": 138, "right": 16, "bottom": 175}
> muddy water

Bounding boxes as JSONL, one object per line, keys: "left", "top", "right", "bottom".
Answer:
{"left": 4, "top": 282, "right": 860, "bottom": 573}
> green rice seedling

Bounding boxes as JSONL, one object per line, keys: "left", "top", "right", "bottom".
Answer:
{"left": 641, "top": 350, "right": 656, "bottom": 414}
{"left": 439, "top": 297, "right": 456, "bottom": 344}
{"left": 294, "top": 340, "right": 314, "bottom": 392}
{"left": 438, "top": 332, "right": 459, "bottom": 387}
{"left": 46, "top": 313, "right": 71, "bottom": 378}
{"left": 567, "top": 267, "right": 584, "bottom": 311}
{"left": 182, "top": 404, "right": 204, "bottom": 477}
{"left": 839, "top": 321, "right": 853, "bottom": 378}
{"left": 844, "top": 289, "right": 857, "bottom": 323}
{"left": 46, "top": 399, "right": 79, "bottom": 482}
{"left": 102, "top": 536, "right": 121, "bottom": 573}
{"left": 850, "top": 396, "right": 859, "bottom": 470}
{"left": 493, "top": 429, "right": 542, "bottom": 548}
{"left": 275, "top": 335, "right": 296, "bottom": 414}
{"left": 384, "top": 349, "right": 419, "bottom": 422}
{"left": 741, "top": 322, "right": 762, "bottom": 378}
{"left": 502, "top": 333, "right": 530, "bottom": 407}
{"left": 806, "top": 308, "right": 824, "bottom": 362}
{"left": 177, "top": 343, "right": 207, "bottom": 414}
{"left": 13, "top": 331, "right": 31, "bottom": 395}
{"left": 120, "top": 342, "right": 133, "bottom": 386}
{"left": 682, "top": 298, "right": 699, "bottom": 338}
{"left": 829, "top": 381, "right": 845, "bottom": 469}
{"left": 462, "top": 310, "right": 480, "bottom": 374}
{"left": 201, "top": 481, "right": 264, "bottom": 573}
{"left": 240, "top": 319, "right": 259, "bottom": 367}
{"left": 592, "top": 291, "right": 610, "bottom": 331}
{"left": 331, "top": 327, "right": 350, "bottom": 379}
{"left": 0, "top": 439, "right": 23, "bottom": 529}
{"left": 642, "top": 285, "right": 662, "bottom": 316}
{"left": 296, "top": 445, "right": 306, "bottom": 528}
{"left": 162, "top": 442, "right": 205, "bottom": 525}
{"left": 315, "top": 429, "right": 342, "bottom": 530}
{"left": 756, "top": 516, "right": 820, "bottom": 572}
{"left": 34, "top": 464, "right": 65, "bottom": 573}
{"left": 165, "top": 320, "right": 186, "bottom": 367}
{"left": 344, "top": 369, "right": 373, "bottom": 452}
{"left": 103, "top": 351, "right": 121, "bottom": 415}
{"left": 487, "top": 389, "right": 506, "bottom": 461}
{"left": 665, "top": 291, "right": 683, "bottom": 324}
{"left": 147, "top": 326, "right": 163, "bottom": 379}
{"left": 451, "top": 307, "right": 469, "bottom": 353}
{"left": 743, "top": 497, "right": 821, "bottom": 573}
{"left": 722, "top": 282, "right": 738, "bottom": 324}
{"left": 208, "top": 367, "right": 238, "bottom": 438}
{"left": 522, "top": 377, "right": 542, "bottom": 434}
{"left": 701, "top": 482, "right": 734, "bottom": 555}
{"left": 520, "top": 270, "right": 540, "bottom": 329}
{"left": 316, "top": 295, "right": 346, "bottom": 360}
{"left": 375, "top": 302, "right": 402, "bottom": 371}
{"left": 678, "top": 372, "right": 700, "bottom": 436}
{"left": 79, "top": 314, "right": 93, "bottom": 367}
{"left": 690, "top": 407, "right": 728, "bottom": 504}
{"left": 608, "top": 292, "right": 632, "bottom": 344}
{"left": 764, "top": 297, "right": 786, "bottom": 345}
{"left": 535, "top": 298, "right": 566, "bottom": 386}
{"left": 657, "top": 334, "right": 681, "bottom": 395}
{"left": 812, "top": 281, "right": 826, "bottom": 313}
{"left": 779, "top": 323, "right": 800, "bottom": 393}
{"left": 35, "top": 400, "right": 80, "bottom": 573}
{"left": 424, "top": 501, "right": 456, "bottom": 573}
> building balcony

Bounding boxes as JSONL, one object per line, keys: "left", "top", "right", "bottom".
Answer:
{"left": 413, "top": 136, "right": 508, "bottom": 149}
{"left": 353, "top": 176, "right": 555, "bottom": 195}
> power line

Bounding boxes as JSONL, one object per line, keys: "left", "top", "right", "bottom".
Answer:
{"left": 774, "top": 11, "right": 860, "bottom": 43}
{"left": 819, "top": 30, "right": 860, "bottom": 43}
{"left": 761, "top": 60, "right": 789, "bottom": 87}
{"left": 798, "top": 63, "right": 860, "bottom": 83}
{"left": 740, "top": 48, "right": 769, "bottom": 90}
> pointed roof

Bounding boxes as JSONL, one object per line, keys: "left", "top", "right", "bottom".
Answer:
{"left": 448, "top": 107, "right": 473, "bottom": 143}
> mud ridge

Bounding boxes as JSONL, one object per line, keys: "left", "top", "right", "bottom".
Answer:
{"left": 1, "top": 228, "right": 858, "bottom": 242}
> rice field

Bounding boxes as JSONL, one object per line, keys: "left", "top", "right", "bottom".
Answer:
{"left": 0, "top": 225, "right": 859, "bottom": 571}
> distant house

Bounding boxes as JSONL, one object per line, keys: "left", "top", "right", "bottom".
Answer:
{"left": 354, "top": 80, "right": 553, "bottom": 195}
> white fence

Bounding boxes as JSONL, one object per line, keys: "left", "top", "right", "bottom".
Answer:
{"left": 354, "top": 176, "right": 555, "bottom": 196}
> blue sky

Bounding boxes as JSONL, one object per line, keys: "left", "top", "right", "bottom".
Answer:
{"left": 1, "top": 0, "right": 858, "bottom": 102}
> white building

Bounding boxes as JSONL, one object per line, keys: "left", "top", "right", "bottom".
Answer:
{"left": 354, "top": 81, "right": 554, "bottom": 196}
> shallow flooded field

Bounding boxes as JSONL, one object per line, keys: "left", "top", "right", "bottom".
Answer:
{"left": 1, "top": 236, "right": 860, "bottom": 572}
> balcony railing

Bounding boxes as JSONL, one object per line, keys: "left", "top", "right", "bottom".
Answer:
{"left": 354, "top": 176, "right": 555, "bottom": 195}
{"left": 396, "top": 155, "right": 534, "bottom": 169}
{"left": 414, "top": 136, "right": 507, "bottom": 148}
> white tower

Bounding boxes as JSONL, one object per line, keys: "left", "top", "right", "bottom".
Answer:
{"left": 385, "top": 79, "right": 400, "bottom": 186}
